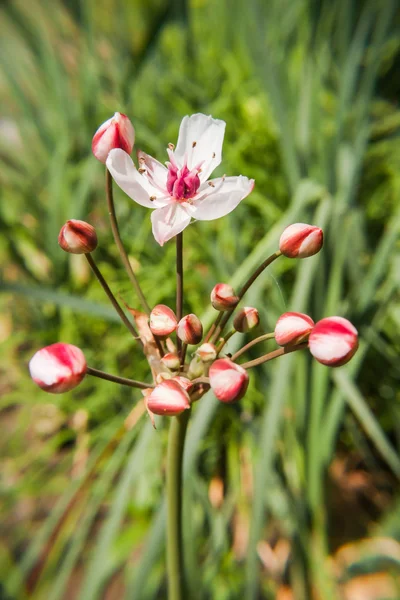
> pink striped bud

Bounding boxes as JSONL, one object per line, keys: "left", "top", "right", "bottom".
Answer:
{"left": 146, "top": 379, "right": 190, "bottom": 416}
{"left": 92, "top": 112, "right": 135, "bottom": 163}
{"left": 149, "top": 304, "right": 178, "bottom": 338}
{"left": 274, "top": 312, "right": 315, "bottom": 347}
{"left": 29, "top": 343, "right": 87, "bottom": 394}
{"left": 209, "top": 358, "right": 249, "bottom": 403}
{"left": 58, "top": 220, "right": 98, "bottom": 254}
{"left": 309, "top": 317, "right": 358, "bottom": 367}
{"left": 233, "top": 307, "right": 260, "bottom": 333}
{"left": 196, "top": 343, "right": 217, "bottom": 362}
{"left": 279, "top": 223, "right": 323, "bottom": 258}
{"left": 211, "top": 283, "right": 239, "bottom": 311}
{"left": 177, "top": 314, "right": 203, "bottom": 345}
{"left": 161, "top": 352, "right": 180, "bottom": 370}
{"left": 172, "top": 376, "right": 194, "bottom": 393}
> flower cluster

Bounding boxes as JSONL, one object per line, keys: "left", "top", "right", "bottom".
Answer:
{"left": 29, "top": 112, "right": 359, "bottom": 417}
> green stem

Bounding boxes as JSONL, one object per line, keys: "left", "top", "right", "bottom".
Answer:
{"left": 167, "top": 411, "right": 190, "bottom": 600}
{"left": 176, "top": 232, "right": 183, "bottom": 357}
{"left": 240, "top": 343, "right": 307, "bottom": 369}
{"left": 204, "top": 311, "right": 223, "bottom": 343}
{"left": 212, "top": 251, "right": 282, "bottom": 342}
{"left": 231, "top": 332, "right": 275, "bottom": 361}
{"left": 216, "top": 329, "right": 235, "bottom": 354}
{"left": 86, "top": 366, "right": 153, "bottom": 390}
{"left": 85, "top": 253, "right": 141, "bottom": 343}
{"left": 106, "top": 168, "right": 151, "bottom": 314}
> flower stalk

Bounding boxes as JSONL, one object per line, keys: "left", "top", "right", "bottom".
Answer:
{"left": 240, "top": 342, "right": 308, "bottom": 369}
{"left": 105, "top": 168, "right": 151, "bottom": 314}
{"left": 84, "top": 253, "right": 141, "bottom": 343}
{"left": 167, "top": 410, "right": 191, "bottom": 600}
{"left": 86, "top": 366, "right": 153, "bottom": 390}
{"left": 231, "top": 331, "right": 276, "bottom": 361}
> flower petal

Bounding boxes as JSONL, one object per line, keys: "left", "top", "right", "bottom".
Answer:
{"left": 174, "top": 114, "right": 226, "bottom": 182}
{"left": 106, "top": 149, "right": 161, "bottom": 208}
{"left": 151, "top": 204, "right": 191, "bottom": 246}
{"left": 137, "top": 150, "right": 168, "bottom": 194}
{"left": 190, "top": 176, "right": 254, "bottom": 221}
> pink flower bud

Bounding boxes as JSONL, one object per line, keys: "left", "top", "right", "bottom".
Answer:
{"left": 177, "top": 314, "right": 203, "bottom": 345}
{"left": 149, "top": 305, "right": 178, "bottom": 338}
{"left": 209, "top": 358, "right": 249, "bottom": 403}
{"left": 92, "top": 112, "right": 135, "bottom": 163}
{"left": 210, "top": 283, "right": 239, "bottom": 311}
{"left": 29, "top": 343, "right": 87, "bottom": 394}
{"left": 161, "top": 352, "right": 180, "bottom": 370}
{"left": 58, "top": 220, "right": 98, "bottom": 254}
{"left": 279, "top": 223, "right": 323, "bottom": 258}
{"left": 172, "top": 376, "right": 194, "bottom": 393}
{"left": 308, "top": 317, "right": 358, "bottom": 367}
{"left": 274, "top": 312, "right": 315, "bottom": 347}
{"left": 196, "top": 343, "right": 217, "bottom": 362}
{"left": 233, "top": 307, "right": 260, "bottom": 333}
{"left": 146, "top": 379, "right": 190, "bottom": 416}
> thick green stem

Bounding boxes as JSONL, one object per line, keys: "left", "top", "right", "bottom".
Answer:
{"left": 106, "top": 168, "right": 151, "bottom": 314}
{"left": 167, "top": 411, "right": 190, "bottom": 600}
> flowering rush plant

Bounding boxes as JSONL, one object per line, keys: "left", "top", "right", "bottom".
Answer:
{"left": 29, "top": 112, "right": 358, "bottom": 599}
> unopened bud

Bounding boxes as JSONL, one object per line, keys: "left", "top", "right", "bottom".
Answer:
{"left": 177, "top": 314, "right": 203, "bottom": 345}
{"left": 29, "top": 343, "right": 87, "bottom": 394}
{"left": 161, "top": 352, "right": 180, "bottom": 370}
{"left": 92, "top": 112, "right": 135, "bottom": 163}
{"left": 279, "top": 223, "right": 323, "bottom": 259}
{"left": 149, "top": 304, "right": 178, "bottom": 338}
{"left": 233, "top": 307, "right": 260, "bottom": 333}
{"left": 209, "top": 358, "right": 249, "bottom": 403}
{"left": 309, "top": 317, "right": 358, "bottom": 367}
{"left": 196, "top": 343, "right": 217, "bottom": 362}
{"left": 172, "top": 376, "right": 194, "bottom": 393}
{"left": 210, "top": 283, "right": 239, "bottom": 311}
{"left": 58, "top": 220, "right": 98, "bottom": 254}
{"left": 146, "top": 379, "right": 190, "bottom": 416}
{"left": 275, "top": 312, "right": 315, "bottom": 346}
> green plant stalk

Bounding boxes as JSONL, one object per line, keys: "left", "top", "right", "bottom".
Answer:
{"left": 105, "top": 168, "right": 151, "bottom": 314}
{"left": 85, "top": 253, "right": 141, "bottom": 342}
{"left": 211, "top": 251, "right": 281, "bottom": 343}
{"left": 86, "top": 366, "right": 153, "bottom": 390}
{"left": 167, "top": 410, "right": 190, "bottom": 600}
{"left": 231, "top": 331, "right": 275, "bottom": 361}
{"left": 176, "top": 232, "right": 183, "bottom": 357}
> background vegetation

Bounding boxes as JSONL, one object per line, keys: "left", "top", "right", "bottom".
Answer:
{"left": 1, "top": 0, "right": 400, "bottom": 598}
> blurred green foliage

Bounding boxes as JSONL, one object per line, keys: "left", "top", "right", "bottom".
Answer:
{"left": 0, "top": 0, "right": 400, "bottom": 598}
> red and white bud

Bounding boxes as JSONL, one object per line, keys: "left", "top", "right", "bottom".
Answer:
{"left": 233, "top": 307, "right": 260, "bottom": 333}
{"left": 161, "top": 352, "right": 180, "bottom": 370}
{"left": 210, "top": 283, "right": 239, "bottom": 311}
{"left": 149, "top": 304, "right": 178, "bottom": 338}
{"left": 58, "top": 220, "right": 98, "bottom": 254}
{"left": 146, "top": 379, "right": 190, "bottom": 416}
{"left": 279, "top": 223, "right": 323, "bottom": 259}
{"left": 29, "top": 343, "right": 87, "bottom": 394}
{"left": 209, "top": 358, "right": 249, "bottom": 403}
{"left": 274, "top": 312, "right": 315, "bottom": 347}
{"left": 308, "top": 317, "right": 358, "bottom": 367}
{"left": 177, "top": 314, "right": 203, "bottom": 345}
{"left": 172, "top": 376, "right": 194, "bottom": 393}
{"left": 197, "top": 343, "right": 217, "bottom": 362}
{"left": 92, "top": 112, "right": 135, "bottom": 163}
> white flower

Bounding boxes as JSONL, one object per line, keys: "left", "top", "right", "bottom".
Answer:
{"left": 106, "top": 113, "right": 254, "bottom": 245}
